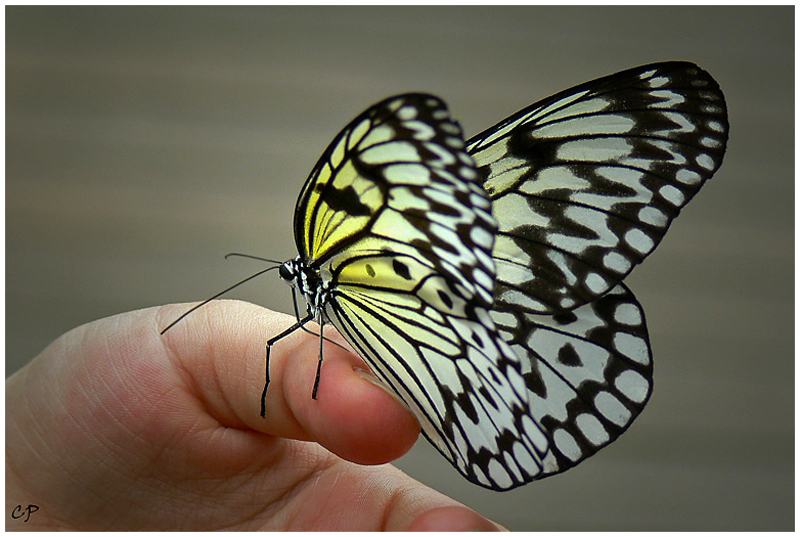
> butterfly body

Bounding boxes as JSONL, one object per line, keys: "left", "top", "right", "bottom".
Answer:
{"left": 264, "top": 62, "right": 727, "bottom": 490}
{"left": 279, "top": 256, "right": 329, "bottom": 318}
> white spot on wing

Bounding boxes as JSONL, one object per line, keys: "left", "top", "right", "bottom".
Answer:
{"left": 603, "top": 251, "right": 631, "bottom": 273}
{"left": 594, "top": 392, "right": 631, "bottom": 427}
{"left": 554, "top": 428, "right": 582, "bottom": 461}
{"left": 615, "top": 370, "right": 650, "bottom": 403}
{"left": 361, "top": 141, "right": 419, "bottom": 165}
{"left": 614, "top": 302, "right": 642, "bottom": 325}
{"left": 470, "top": 225, "right": 493, "bottom": 249}
{"left": 659, "top": 184, "right": 685, "bottom": 206}
{"left": 676, "top": 168, "right": 702, "bottom": 185}
{"left": 638, "top": 206, "right": 668, "bottom": 227}
{"left": 383, "top": 163, "right": 432, "bottom": 185}
{"left": 614, "top": 332, "right": 650, "bottom": 365}
{"left": 696, "top": 153, "right": 716, "bottom": 170}
{"left": 396, "top": 105, "right": 418, "bottom": 120}
{"left": 585, "top": 272, "right": 607, "bottom": 294}
{"left": 576, "top": 413, "right": 610, "bottom": 445}
{"left": 487, "top": 459, "right": 513, "bottom": 489}
{"left": 557, "top": 137, "right": 633, "bottom": 162}
{"left": 523, "top": 414, "right": 549, "bottom": 454}
{"left": 624, "top": 228, "right": 654, "bottom": 254}
{"left": 533, "top": 113, "right": 635, "bottom": 138}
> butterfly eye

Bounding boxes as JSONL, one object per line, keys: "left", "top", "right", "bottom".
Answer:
{"left": 278, "top": 262, "right": 294, "bottom": 282}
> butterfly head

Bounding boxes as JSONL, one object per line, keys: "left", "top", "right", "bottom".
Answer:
{"left": 278, "top": 258, "right": 299, "bottom": 284}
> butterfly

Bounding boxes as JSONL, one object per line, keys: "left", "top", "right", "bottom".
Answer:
{"left": 165, "top": 61, "right": 728, "bottom": 491}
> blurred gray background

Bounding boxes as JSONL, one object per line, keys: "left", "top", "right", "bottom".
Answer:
{"left": 6, "top": 6, "right": 793, "bottom": 531}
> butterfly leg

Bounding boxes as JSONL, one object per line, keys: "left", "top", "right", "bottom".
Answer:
{"left": 311, "top": 315, "right": 326, "bottom": 400}
{"left": 260, "top": 313, "right": 314, "bottom": 418}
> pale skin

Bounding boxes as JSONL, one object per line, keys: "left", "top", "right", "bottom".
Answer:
{"left": 6, "top": 300, "right": 503, "bottom": 531}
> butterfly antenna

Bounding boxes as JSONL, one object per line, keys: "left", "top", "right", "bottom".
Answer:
{"left": 225, "top": 252, "right": 284, "bottom": 264}
{"left": 160, "top": 265, "right": 279, "bottom": 335}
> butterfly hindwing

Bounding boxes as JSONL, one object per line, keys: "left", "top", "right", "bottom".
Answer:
{"left": 491, "top": 283, "right": 652, "bottom": 475}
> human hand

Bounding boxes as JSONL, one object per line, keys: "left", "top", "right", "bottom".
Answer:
{"left": 6, "top": 300, "right": 503, "bottom": 531}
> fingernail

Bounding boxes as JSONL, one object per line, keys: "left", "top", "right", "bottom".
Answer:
{"left": 354, "top": 367, "right": 411, "bottom": 409}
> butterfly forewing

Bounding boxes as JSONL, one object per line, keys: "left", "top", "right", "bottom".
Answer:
{"left": 296, "top": 95, "right": 496, "bottom": 305}
{"left": 294, "top": 94, "right": 546, "bottom": 489}
{"left": 468, "top": 61, "right": 728, "bottom": 315}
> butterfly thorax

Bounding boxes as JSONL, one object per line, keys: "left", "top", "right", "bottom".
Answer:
{"left": 280, "top": 256, "right": 331, "bottom": 322}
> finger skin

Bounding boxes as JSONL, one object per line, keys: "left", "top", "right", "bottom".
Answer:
{"left": 157, "top": 300, "right": 421, "bottom": 463}
{"left": 406, "top": 506, "right": 505, "bottom": 531}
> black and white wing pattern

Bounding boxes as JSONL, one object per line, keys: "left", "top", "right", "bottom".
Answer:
{"left": 468, "top": 61, "right": 728, "bottom": 314}
{"left": 489, "top": 282, "right": 653, "bottom": 477}
{"left": 291, "top": 94, "right": 547, "bottom": 490}
{"left": 275, "top": 62, "right": 727, "bottom": 491}
{"left": 466, "top": 62, "right": 727, "bottom": 478}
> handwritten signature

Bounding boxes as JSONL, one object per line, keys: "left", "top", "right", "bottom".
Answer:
{"left": 11, "top": 504, "right": 39, "bottom": 523}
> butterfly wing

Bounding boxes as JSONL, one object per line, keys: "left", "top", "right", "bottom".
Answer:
{"left": 468, "top": 61, "right": 729, "bottom": 315}
{"left": 293, "top": 94, "right": 548, "bottom": 490}
{"left": 492, "top": 282, "right": 653, "bottom": 476}
{"left": 288, "top": 61, "right": 728, "bottom": 490}
{"left": 295, "top": 94, "right": 494, "bottom": 304}
{"left": 464, "top": 62, "right": 727, "bottom": 479}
